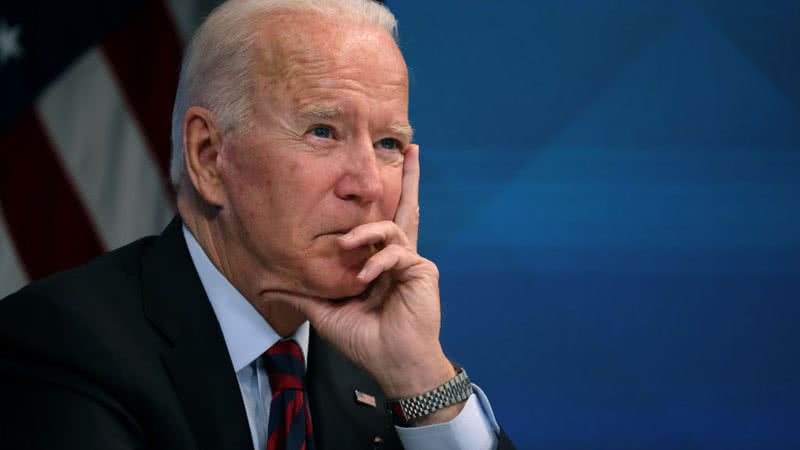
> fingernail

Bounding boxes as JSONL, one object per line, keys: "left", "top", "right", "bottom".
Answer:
{"left": 357, "top": 267, "right": 370, "bottom": 280}
{"left": 340, "top": 232, "right": 353, "bottom": 240}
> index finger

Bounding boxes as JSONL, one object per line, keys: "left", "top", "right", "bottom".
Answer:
{"left": 394, "top": 144, "right": 420, "bottom": 250}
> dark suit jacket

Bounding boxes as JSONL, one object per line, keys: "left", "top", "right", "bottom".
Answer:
{"left": 0, "top": 218, "right": 514, "bottom": 450}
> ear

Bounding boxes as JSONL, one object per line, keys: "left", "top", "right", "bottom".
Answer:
{"left": 182, "top": 106, "right": 226, "bottom": 207}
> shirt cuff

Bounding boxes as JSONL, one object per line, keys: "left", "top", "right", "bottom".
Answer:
{"left": 395, "top": 384, "right": 499, "bottom": 450}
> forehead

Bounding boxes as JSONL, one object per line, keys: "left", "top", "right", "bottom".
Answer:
{"left": 252, "top": 10, "right": 409, "bottom": 104}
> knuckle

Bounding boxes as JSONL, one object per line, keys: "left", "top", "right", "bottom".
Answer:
{"left": 385, "top": 243, "right": 405, "bottom": 254}
{"left": 378, "top": 221, "right": 397, "bottom": 239}
{"left": 365, "top": 258, "right": 385, "bottom": 274}
{"left": 423, "top": 258, "right": 440, "bottom": 278}
{"left": 352, "top": 222, "right": 370, "bottom": 233}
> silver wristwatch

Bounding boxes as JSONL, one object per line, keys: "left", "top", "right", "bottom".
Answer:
{"left": 386, "top": 365, "right": 473, "bottom": 425}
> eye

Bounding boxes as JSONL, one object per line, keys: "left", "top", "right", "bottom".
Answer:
{"left": 376, "top": 137, "right": 402, "bottom": 150}
{"left": 310, "top": 126, "right": 334, "bottom": 139}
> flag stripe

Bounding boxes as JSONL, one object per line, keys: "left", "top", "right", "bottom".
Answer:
{"left": 0, "top": 2, "right": 144, "bottom": 135}
{"left": 0, "top": 210, "right": 28, "bottom": 298}
{"left": 102, "top": 0, "right": 183, "bottom": 186}
{"left": 37, "top": 49, "right": 174, "bottom": 250}
{"left": 0, "top": 110, "right": 104, "bottom": 281}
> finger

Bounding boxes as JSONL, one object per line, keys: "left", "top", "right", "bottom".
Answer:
{"left": 276, "top": 290, "right": 354, "bottom": 327}
{"left": 271, "top": 291, "right": 329, "bottom": 320}
{"left": 338, "top": 220, "right": 410, "bottom": 250}
{"left": 356, "top": 243, "right": 424, "bottom": 284}
{"left": 281, "top": 294, "right": 367, "bottom": 355}
{"left": 394, "top": 144, "right": 420, "bottom": 249}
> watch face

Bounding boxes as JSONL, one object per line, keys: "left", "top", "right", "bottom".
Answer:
{"left": 389, "top": 401, "right": 408, "bottom": 421}
{"left": 387, "top": 369, "right": 473, "bottom": 424}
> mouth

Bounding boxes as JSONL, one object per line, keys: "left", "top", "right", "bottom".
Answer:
{"left": 315, "top": 229, "right": 351, "bottom": 239}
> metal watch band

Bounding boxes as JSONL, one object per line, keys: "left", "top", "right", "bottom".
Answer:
{"left": 386, "top": 366, "right": 473, "bottom": 424}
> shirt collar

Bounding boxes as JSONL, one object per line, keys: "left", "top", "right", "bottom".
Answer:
{"left": 182, "top": 225, "right": 310, "bottom": 371}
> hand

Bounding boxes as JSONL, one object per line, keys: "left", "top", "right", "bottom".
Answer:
{"left": 284, "top": 145, "right": 462, "bottom": 422}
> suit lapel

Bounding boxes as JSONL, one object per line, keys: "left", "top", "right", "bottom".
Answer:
{"left": 307, "top": 328, "right": 402, "bottom": 450}
{"left": 142, "top": 218, "right": 253, "bottom": 450}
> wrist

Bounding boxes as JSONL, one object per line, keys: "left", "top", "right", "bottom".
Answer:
{"left": 386, "top": 362, "right": 473, "bottom": 426}
{"left": 378, "top": 352, "right": 455, "bottom": 399}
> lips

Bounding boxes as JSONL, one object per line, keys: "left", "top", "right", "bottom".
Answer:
{"left": 315, "top": 222, "right": 364, "bottom": 238}
{"left": 319, "top": 228, "right": 348, "bottom": 235}
{"left": 314, "top": 228, "right": 352, "bottom": 239}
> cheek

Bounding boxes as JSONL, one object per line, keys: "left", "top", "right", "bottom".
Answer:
{"left": 219, "top": 143, "right": 282, "bottom": 228}
{"left": 222, "top": 140, "right": 257, "bottom": 183}
{"left": 224, "top": 149, "right": 271, "bottom": 201}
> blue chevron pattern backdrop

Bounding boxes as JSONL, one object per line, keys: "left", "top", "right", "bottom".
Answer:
{"left": 392, "top": 1, "right": 800, "bottom": 448}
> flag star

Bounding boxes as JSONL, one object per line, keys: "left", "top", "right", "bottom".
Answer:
{"left": 0, "top": 19, "right": 23, "bottom": 65}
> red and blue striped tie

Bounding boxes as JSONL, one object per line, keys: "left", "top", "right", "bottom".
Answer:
{"left": 263, "top": 339, "right": 314, "bottom": 450}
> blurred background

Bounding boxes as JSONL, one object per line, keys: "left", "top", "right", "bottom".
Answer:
{"left": 1, "top": 1, "right": 798, "bottom": 448}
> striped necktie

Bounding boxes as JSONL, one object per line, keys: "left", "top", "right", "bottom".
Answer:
{"left": 263, "top": 339, "right": 314, "bottom": 450}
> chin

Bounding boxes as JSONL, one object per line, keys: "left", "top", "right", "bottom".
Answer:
{"left": 326, "top": 284, "right": 369, "bottom": 301}
{"left": 307, "top": 267, "right": 369, "bottom": 300}
{"left": 302, "top": 248, "right": 374, "bottom": 299}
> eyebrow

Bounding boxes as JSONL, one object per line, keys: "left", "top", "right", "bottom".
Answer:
{"left": 389, "top": 123, "right": 414, "bottom": 142}
{"left": 298, "top": 104, "right": 343, "bottom": 120}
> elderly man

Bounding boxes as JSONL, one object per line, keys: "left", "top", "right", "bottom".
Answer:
{"left": 0, "top": 1, "right": 515, "bottom": 449}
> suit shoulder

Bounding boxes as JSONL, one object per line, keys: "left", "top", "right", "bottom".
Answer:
{"left": 0, "top": 234, "right": 174, "bottom": 386}
{"left": 0, "top": 235, "right": 162, "bottom": 345}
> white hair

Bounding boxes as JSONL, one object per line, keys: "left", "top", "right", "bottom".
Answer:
{"left": 169, "top": 0, "right": 399, "bottom": 188}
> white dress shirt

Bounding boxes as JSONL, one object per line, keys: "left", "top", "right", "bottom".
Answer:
{"left": 183, "top": 226, "right": 499, "bottom": 450}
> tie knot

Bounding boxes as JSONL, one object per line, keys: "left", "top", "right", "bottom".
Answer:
{"left": 263, "top": 339, "right": 306, "bottom": 393}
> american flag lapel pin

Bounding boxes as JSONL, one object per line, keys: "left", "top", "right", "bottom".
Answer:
{"left": 354, "top": 389, "right": 377, "bottom": 408}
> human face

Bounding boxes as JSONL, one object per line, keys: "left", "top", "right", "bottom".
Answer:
{"left": 216, "top": 13, "right": 411, "bottom": 300}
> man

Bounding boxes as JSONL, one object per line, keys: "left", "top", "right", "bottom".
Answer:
{"left": 0, "top": 1, "right": 515, "bottom": 449}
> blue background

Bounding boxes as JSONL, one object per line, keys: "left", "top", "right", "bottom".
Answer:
{"left": 391, "top": 1, "right": 800, "bottom": 448}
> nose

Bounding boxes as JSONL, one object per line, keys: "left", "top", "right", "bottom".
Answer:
{"left": 334, "top": 136, "right": 384, "bottom": 204}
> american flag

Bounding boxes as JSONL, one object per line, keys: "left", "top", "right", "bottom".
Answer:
{"left": 354, "top": 389, "right": 377, "bottom": 408}
{"left": 0, "top": 1, "right": 223, "bottom": 298}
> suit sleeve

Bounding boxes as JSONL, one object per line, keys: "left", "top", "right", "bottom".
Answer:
{"left": 496, "top": 429, "right": 516, "bottom": 450}
{"left": 0, "top": 378, "right": 145, "bottom": 450}
{"left": 0, "top": 291, "right": 146, "bottom": 450}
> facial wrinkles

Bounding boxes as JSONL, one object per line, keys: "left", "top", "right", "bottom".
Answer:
{"left": 291, "top": 62, "right": 409, "bottom": 139}
{"left": 280, "top": 37, "right": 407, "bottom": 98}
{"left": 191, "top": 13, "right": 410, "bottom": 302}
{"left": 255, "top": 15, "right": 408, "bottom": 135}
{"left": 248, "top": 17, "right": 407, "bottom": 235}
{"left": 265, "top": 14, "right": 406, "bottom": 90}
{"left": 262, "top": 72, "right": 409, "bottom": 169}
